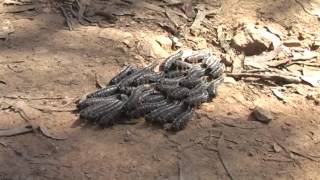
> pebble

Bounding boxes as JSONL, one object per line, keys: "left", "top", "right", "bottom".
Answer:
{"left": 252, "top": 106, "right": 273, "bottom": 124}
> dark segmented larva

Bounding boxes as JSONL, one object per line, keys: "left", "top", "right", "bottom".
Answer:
{"left": 184, "top": 91, "right": 209, "bottom": 106}
{"left": 143, "top": 94, "right": 166, "bottom": 103}
{"left": 86, "top": 85, "right": 119, "bottom": 98}
{"left": 118, "top": 63, "right": 156, "bottom": 87}
{"left": 151, "top": 103, "right": 181, "bottom": 123}
{"left": 207, "top": 75, "right": 224, "bottom": 99}
{"left": 160, "top": 50, "right": 184, "bottom": 72}
{"left": 160, "top": 77, "right": 184, "bottom": 86}
{"left": 108, "top": 65, "right": 135, "bottom": 85}
{"left": 125, "top": 85, "right": 150, "bottom": 111}
{"left": 173, "top": 60, "right": 193, "bottom": 70}
{"left": 133, "top": 72, "right": 161, "bottom": 86}
{"left": 208, "top": 63, "right": 225, "bottom": 79}
{"left": 168, "top": 86, "right": 190, "bottom": 100}
{"left": 155, "top": 83, "right": 179, "bottom": 94}
{"left": 145, "top": 103, "right": 176, "bottom": 122}
{"left": 79, "top": 99, "right": 122, "bottom": 121}
{"left": 170, "top": 108, "right": 194, "bottom": 131}
{"left": 139, "top": 89, "right": 160, "bottom": 102}
{"left": 77, "top": 95, "right": 118, "bottom": 110}
{"left": 179, "top": 77, "right": 203, "bottom": 89}
{"left": 203, "top": 55, "right": 219, "bottom": 69}
{"left": 185, "top": 52, "right": 211, "bottom": 64}
{"left": 128, "top": 100, "right": 168, "bottom": 118}
{"left": 98, "top": 101, "right": 125, "bottom": 127}
{"left": 187, "top": 68, "right": 206, "bottom": 79}
{"left": 158, "top": 103, "right": 187, "bottom": 123}
{"left": 164, "top": 70, "right": 186, "bottom": 78}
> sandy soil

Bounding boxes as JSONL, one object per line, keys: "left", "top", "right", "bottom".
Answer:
{"left": 0, "top": 0, "right": 320, "bottom": 179}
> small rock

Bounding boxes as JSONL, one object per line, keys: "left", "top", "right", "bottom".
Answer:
{"left": 138, "top": 39, "right": 169, "bottom": 58}
{"left": 248, "top": 150, "right": 255, "bottom": 157}
{"left": 232, "top": 30, "right": 252, "bottom": 52}
{"left": 123, "top": 129, "right": 133, "bottom": 142}
{"left": 231, "top": 23, "right": 281, "bottom": 56}
{"left": 223, "top": 77, "right": 237, "bottom": 84}
{"left": 252, "top": 106, "right": 273, "bottom": 124}
{"left": 155, "top": 35, "right": 173, "bottom": 50}
{"left": 0, "top": 19, "right": 14, "bottom": 40}
{"left": 170, "top": 36, "right": 183, "bottom": 49}
{"left": 272, "top": 143, "right": 282, "bottom": 153}
{"left": 99, "top": 28, "right": 134, "bottom": 46}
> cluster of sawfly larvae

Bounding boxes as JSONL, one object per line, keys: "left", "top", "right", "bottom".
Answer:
{"left": 77, "top": 50, "right": 225, "bottom": 131}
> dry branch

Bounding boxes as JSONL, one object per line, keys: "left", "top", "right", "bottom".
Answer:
{"left": 227, "top": 73, "right": 302, "bottom": 84}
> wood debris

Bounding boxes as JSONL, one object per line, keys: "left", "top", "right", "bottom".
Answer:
{"left": 190, "top": 4, "right": 219, "bottom": 35}
{"left": 0, "top": 123, "right": 67, "bottom": 140}
{"left": 0, "top": 123, "right": 36, "bottom": 137}
{"left": 2, "top": 5, "right": 36, "bottom": 13}
{"left": 227, "top": 72, "right": 302, "bottom": 84}
{"left": 217, "top": 134, "right": 236, "bottom": 180}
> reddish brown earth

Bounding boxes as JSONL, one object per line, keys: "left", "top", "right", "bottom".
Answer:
{"left": 0, "top": 0, "right": 320, "bottom": 179}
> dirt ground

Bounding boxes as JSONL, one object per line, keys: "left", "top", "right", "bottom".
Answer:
{"left": 0, "top": 0, "right": 320, "bottom": 179}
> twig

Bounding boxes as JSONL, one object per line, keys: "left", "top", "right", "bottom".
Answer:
{"left": 190, "top": 5, "right": 219, "bottom": 31}
{"left": 217, "top": 133, "right": 236, "bottom": 180}
{"left": 220, "top": 122, "right": 261, "bottom": 130}
{"left": 207, "top": 134, "right": 239, "bottom": 144}
{"left": 287, "top": 62, "right": 320, "bottom": 67}
{"left": 3, "top": 5, "right": 36, "bottom": 13}
{"left": 1, "top": 95, "right": 74, "bottom": 100}
{"left": 0, "top": 140, "right": 7, "bottom": 147}
{"left": 60, "top": 7, "right": 73, "bottom": 31}
{"left": 275, "top": 140, "right": 319, "bottom": 163}
{"left": 0, "top": 123, "right": 37, "bottom": 137}
{"left": 29, "top": 105, "right": 76, "bottom": 113}
{"left": 16, "top": 108, "right": 33, "bottom": 122}
{"left": 202, "top": 146, "right": 218, "bottom": 152}
{"left": 0, "top": 80, "right": 6, "bottom": 85}
{"left": 178, "top": 155, "right": 183, "bottom": 180}
{"left": 0, "top": 60, "right": 24, "bottom": 64}
{"left": 263, "top": 158, "right": 294, "bottom": 163}
{"left": 0, "top": 123, "right": 67, "bottom": 140}
{"left": 39, "top": 125, "right": 67, "bottom": 140}
{"left": 294, "top": 0, "right": 319, "bottom": 17}
{"left": 227, "top": 73, "right": 302, "bottom": 84}
{"left": 7, "top": 64, "right": 23, "bottom": 73}
{"left": 290, "top": 150, "right": 319, "bottom": 162}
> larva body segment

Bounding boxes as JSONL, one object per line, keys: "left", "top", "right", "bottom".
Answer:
{"left": 184, "top": 91, "right": 209, "bottom": 106}
{"left": 171, "top": 108, "right": 194, "bottom": 131}
{"left": 86, "top": 85, "right": 119, "bottom": 98}
{"left": 108, "top": 65, "right": 135, "bottom": 85}
{"left": 98, "top": 101, "right": 125, "bottom": 127}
